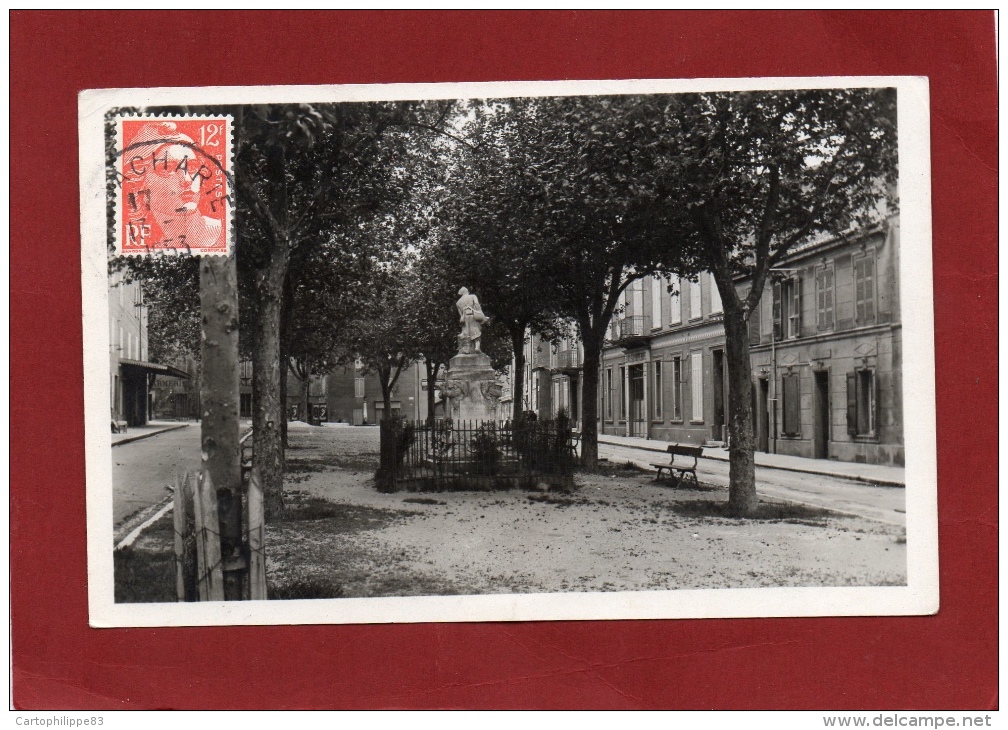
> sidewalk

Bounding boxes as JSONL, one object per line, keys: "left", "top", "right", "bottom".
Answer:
{"left": 597, "top": 433, "right": 904, "bottom": 487}
{"left": 111, "top": 420, "right": 190, "bottom": 447}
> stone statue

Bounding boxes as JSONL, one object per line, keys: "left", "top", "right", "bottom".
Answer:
{"left": 456, "top": 287, "right": 489, "bottom": 354}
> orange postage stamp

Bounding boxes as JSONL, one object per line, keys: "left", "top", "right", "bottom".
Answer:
{"left": 116, "top": 115, "right": 232, "bottom": 256}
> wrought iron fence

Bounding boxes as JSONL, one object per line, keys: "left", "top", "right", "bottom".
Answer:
{"left": 378, "top": 417, "right": 577, "bottom": 492}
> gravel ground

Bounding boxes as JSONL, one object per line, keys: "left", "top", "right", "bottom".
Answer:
{"left": 263, "top": 423, "right": 906, "bottom": 598}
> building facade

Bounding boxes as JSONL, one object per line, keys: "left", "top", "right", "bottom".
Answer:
{"left": 599, "top": 270, "right": 728, "bottom": 446}
{"left": 109, "top": 270, "right": 188, "bottom": 427}
{"left": 745, "top": 218, "right": 903, "bottom": 465}
{"left": 524, "top": 214, "right": 903, "bottom": 467}
{"left": 286, "top": 361, "right": 427, "bottom": 425}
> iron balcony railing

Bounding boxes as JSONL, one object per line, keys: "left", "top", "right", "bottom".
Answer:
{"left": 607, "top": 315, "right": 648, "bottom": 344}
{"left": 556, "top": 348, "right": 582, "bottom": 370}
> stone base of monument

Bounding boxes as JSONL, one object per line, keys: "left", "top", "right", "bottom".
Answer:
{"left": 443, "top": 351, "right": 503, "bottom": 423}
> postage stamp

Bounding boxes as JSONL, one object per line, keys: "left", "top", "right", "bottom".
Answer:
{"left": 116, "top": 115, "right": 232, "bottom": 256}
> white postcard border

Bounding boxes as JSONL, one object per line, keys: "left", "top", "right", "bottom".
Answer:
{"left": 80, "top": 76, "right": 937, "bottom": 627}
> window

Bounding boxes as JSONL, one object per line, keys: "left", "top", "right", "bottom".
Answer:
{"left": 532, "top": 371, "right": 539, "bottom": 410}
{"left": 618, "top": 366, "right": 626, "bottom": 421}
{"left": 652, "top": 360, "right": 663, "bottom": 420}
{"left": 847, "top": 369, "right": 877, "bottom": 437}
{"left": 606, "top": 368, "right": 613, "bottom": 420}
{"left": 709, "top": 273, "right": 723, "bottom": 314}
{"left": 690, "top": 351, "right": 703, "bottom": 422}
{"left": 669, "top": 275, "right": 682, "bottom": 325}
{"left": 748, "top": 287, "right": 762, "bottom": 346}
{"left": 354, "top": 377, "right": 365, "bottom": 398}
{"left": 631, "top": 279, "right": 643, "bottom": 317}
{"left": 671, "top": 357, "right": 683, "bottom": 421}
{"left": 782, "top": 372, "right": 800, "bottom": 436}
{"left": 817, "top": 266, "right": 835, "bottom": 331}
{"left": 651, "top": 276, "right": 663, "bottom": 329}
{"left": 689, "top": 279, "right": 702, "bottom": 320}
{"left": 854, "top": 254, "right": 876, "bottom": 325}
{"left": 773, "top": 276, "right": 801, "bottom": 339}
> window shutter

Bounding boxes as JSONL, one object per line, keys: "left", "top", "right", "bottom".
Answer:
{"left": 772, "top": 281, "right": 782, "bottom": 340}
{"left": 864, "top": 257, "right": 876, "bottom": 323}
{"left": 846, "top": 371, "right": 858, "bottom": 436}
{"left": 791, "top": 276, "right": 802, "bottom": 336}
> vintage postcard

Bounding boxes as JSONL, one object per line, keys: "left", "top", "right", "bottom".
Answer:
{"left": 79, "top": 77, "right": 937, "bottom": 627}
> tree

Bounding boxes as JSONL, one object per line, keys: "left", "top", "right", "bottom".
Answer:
{"left": 433, "top": 99, "right": 572, "bottom": 422}
{"left": 234, "top": 101, "right": 417, "bottom": 519}
{"left": 338, "top": 243, "right": 421, "bottom": 420}
{"left": 510, "top": 95, "right": 701, "bottom": 467}
{"left": 651, "top": 88, "right": 898, "bottom": 515}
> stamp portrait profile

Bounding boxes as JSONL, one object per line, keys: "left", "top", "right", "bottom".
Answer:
{"left": 116, "top": 115, "right": 233, "bottom": 256}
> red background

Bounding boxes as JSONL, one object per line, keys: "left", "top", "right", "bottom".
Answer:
{"left": 10, "top": 11, "right": 997, "bottom": 709}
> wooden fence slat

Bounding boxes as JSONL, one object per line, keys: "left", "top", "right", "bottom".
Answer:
{"left": 173, "top": 472, "right": 187, "bottom": 602}
{"left": 196, "top": 469, "right": 225, "bottom": 601}
{"left": 192, "top": 470, "right": 208, "bottom": 601}
{"left": 247, "top": 467, "right": 267, "bottom": 600}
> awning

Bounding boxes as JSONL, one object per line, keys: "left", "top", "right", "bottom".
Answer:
{"left": 119, "top": 359, "right": 190, "bottom": 379}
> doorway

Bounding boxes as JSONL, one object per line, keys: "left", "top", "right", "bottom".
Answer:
{"left": 813, "top": 370, "right": 830, "bottom": 459}
{"left": 712, "top": 349, "right": 727, "bottom": 442}
{"left": 629, "top": 364, "right": 645, "bottom": 436}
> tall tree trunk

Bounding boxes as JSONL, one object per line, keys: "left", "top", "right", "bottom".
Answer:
{"left": 199, "top": 254, "right": 243, "bottom": 599}
{"left": 723, "top": 301, "right": 758, "bottom": 516}
{"left": 279, "top": 274, "right": 294, "bottom": 447}
{"left": 509, "top": 323, "right": 526, "bottom": 422}
{"left": 278, "top": 358, "right": 288, "bottom": 448}
{"left": 380, "top": 363, "right": 393, "bottom": 421}
{"left": 252, "top": 239, "right": 289, "bottom": 521}
{"left": 579, "top": 332, "right": 601, "bottom": 469}
{"left": 252, "top": 140, "right": 290, "bottom": 522}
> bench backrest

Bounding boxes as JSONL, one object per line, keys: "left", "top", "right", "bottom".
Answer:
{"left": 667, "top": 444, "right": 703, "bottom": 457}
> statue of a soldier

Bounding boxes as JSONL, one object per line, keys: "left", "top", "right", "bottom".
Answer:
{"left": 456, "top": 287, "right": 489, "bottom": 354}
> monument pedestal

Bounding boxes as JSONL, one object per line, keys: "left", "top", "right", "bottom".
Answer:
{"left": 444, "top": 351, "right": 502, "bottom": 423}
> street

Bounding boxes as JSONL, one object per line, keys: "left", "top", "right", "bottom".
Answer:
{"left": 112, "top": 424, "right": 201, "bottom": 525}
{"left": 598, "top": 442, "right": 906, "bottom": 526}
{"left": 113, "top": 423, "right": 905, "bottom": 533}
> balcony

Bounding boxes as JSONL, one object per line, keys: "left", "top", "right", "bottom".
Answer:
{"left": 608, "top": 315, "right": 652, "bottom": 349}
{"left": 555, "top": 348, "right": 582, "bottom": 372}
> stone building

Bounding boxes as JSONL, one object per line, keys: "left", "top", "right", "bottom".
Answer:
{"left": 287, "top": 361, "right": 426, "bottom": 425}
{"left": 108, "top": 270, "right": 188, "bottom": 427}
{"left": 525, "top": 213, "right": 904, "bottom": 467}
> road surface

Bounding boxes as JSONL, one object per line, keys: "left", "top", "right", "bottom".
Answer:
{"left": 598, "top": 442, "right": 906, "bottom": 526}
{"left": 112, "top": 424, "right": 202, "bottom": 525}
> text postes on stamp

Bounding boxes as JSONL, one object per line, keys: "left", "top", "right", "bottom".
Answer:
{"left": 116, "top": 115, "right": 233, "bottom": 257}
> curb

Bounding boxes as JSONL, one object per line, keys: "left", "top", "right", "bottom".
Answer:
{"left": 112, "top": 423, "right": 189, "bottom": 447}
{"left": 597, "top": 436, "right": 905, "bottom": 488}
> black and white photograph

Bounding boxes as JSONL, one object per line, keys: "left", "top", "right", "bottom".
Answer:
{"left": 79, "top": 77, "right": 937, "bottom": 626}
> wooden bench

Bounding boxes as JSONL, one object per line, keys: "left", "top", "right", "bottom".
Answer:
{"left": 111, "top": 419, "right": 128, "bottom": 434}
{"left": 651, "top": 443, "right": 703, "bottom": 485}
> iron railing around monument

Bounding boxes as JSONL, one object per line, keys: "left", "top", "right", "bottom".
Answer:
{"left": 378, "top": 418, "right": 577, "bottom": 492}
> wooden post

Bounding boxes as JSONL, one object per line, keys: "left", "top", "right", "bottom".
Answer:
{"left": 192, "top": 470, "right": 208, "bottom": 601}
{"left": 173, "top": 472, "right": 187, "bottom": 602}
{"left": 247, "top": 467, "right": 267, "bottom": 600}
{"left": 199, "top": 254, "right": 244, "bottom": 600}
{"left": 195, "top": 469, "right": 225, "bottom": 601}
